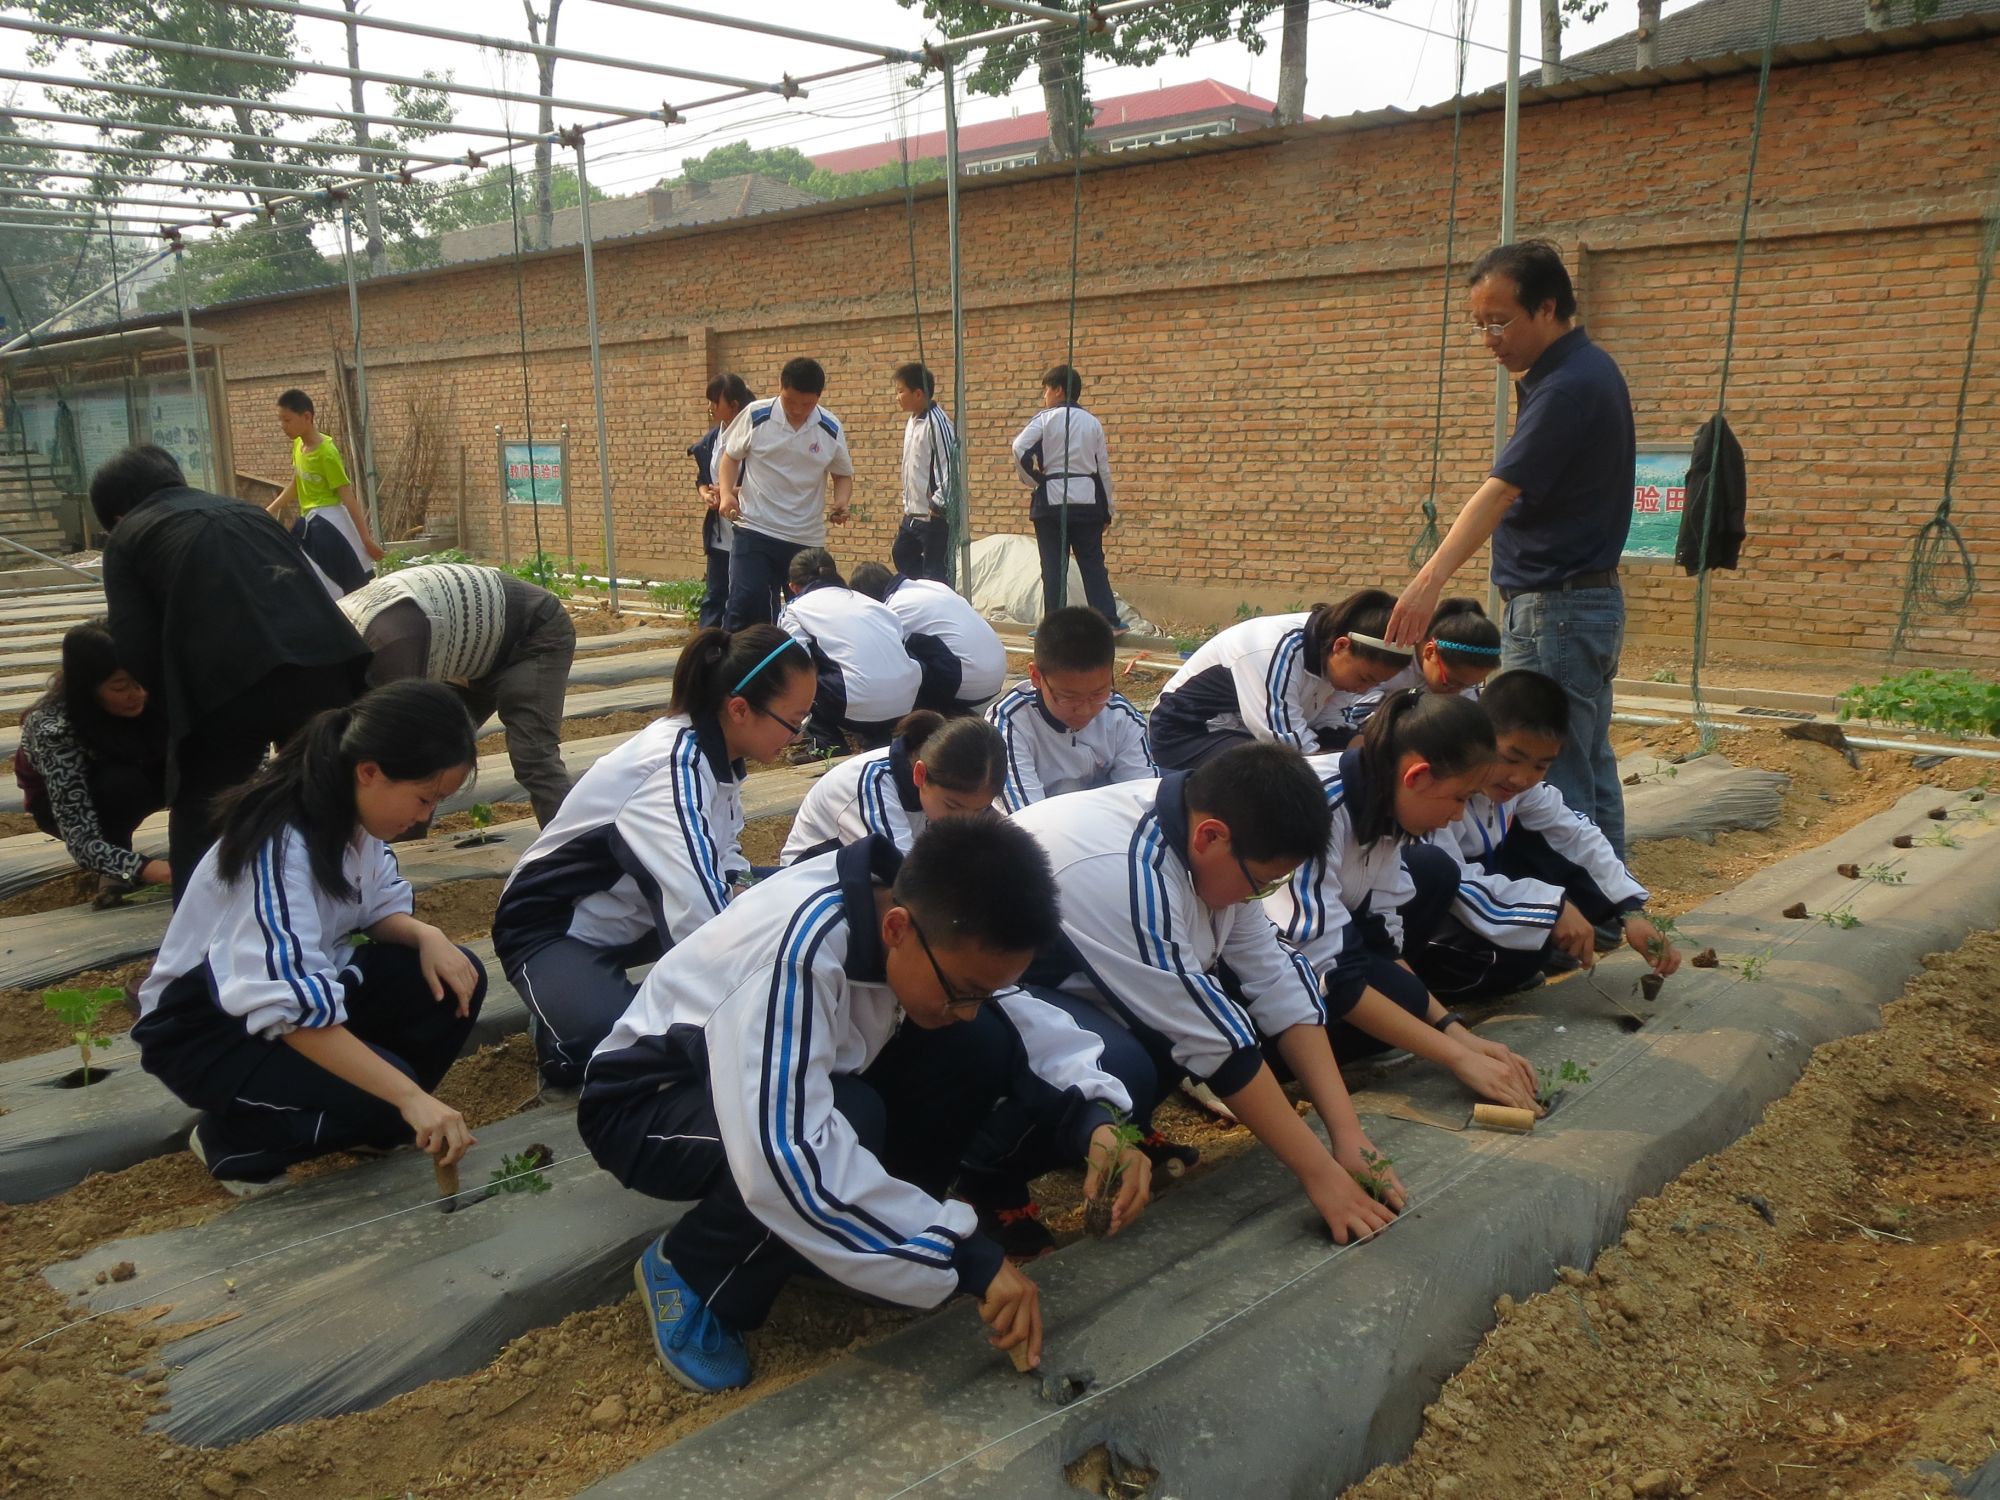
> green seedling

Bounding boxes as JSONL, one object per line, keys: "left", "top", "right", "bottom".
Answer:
{"left": 1082, "top": 1109, "right": 1146, "bottom": 1238}
{"left": 1838, "top": 668, "right": 2000, "bottom": 739}
{"left": 1651, "top": 668, "right": 1679, "bottom": 684}
{"left": 1232, "top": 601, "right": 1264, "bottom": 622}
{"left": 455, "top": 801, "right": 502, "bottom": 848}
{"left": 1172, "top": 633, "right": 1207, "bottom": 656}
{"left": 1350, "top": 1148, "right": 1398, "bottom": 1205}
{"left": 646, "top": 578, "right": 705, "bottom": 614}
{"left": 1921, "top": 826, "right": 1962, "bottom": 849}
{"left": 1855, "top": 862, "right": 1907, "bottom": 885}
{"left": 488, "top": 1146, "right": 554, "bottom": 1196}
{"left": 1817, "top": 909, "right": 1862, "bottom": 929}
{"left": 1643, "top": 913, "right": 1682, "bottom": 963}
{"left": 1724, "top": 948, "right": 1774, "bottom": 982}
{"left": 1537, "top": 1058, "right": 1591, "bottom": 1107}
{"left": 506, "top": 551, "right": 575, "bottom": 598}
{"left": 44, "top": 985, "right": 123, "bottom": 1084}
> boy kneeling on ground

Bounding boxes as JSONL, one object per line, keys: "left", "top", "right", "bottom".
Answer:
{"left": 578, "top": 820, "right": 1151, "bottom": 1393}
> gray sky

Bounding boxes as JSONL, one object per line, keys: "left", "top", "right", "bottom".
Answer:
{"left": 0, "top": 0, "right": 1703, "bottom": 231}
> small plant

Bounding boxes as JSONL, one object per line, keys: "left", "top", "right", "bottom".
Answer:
{"left": 1818, "top": 909, "right": 1862, "bottom": 929}
{"left": 506, "top": 551, "right": 575, "bottom": 598}
{"left": 1350, "top": 1148, "right": 1397, "bottom": 1205}
{"left": 1724, "top": 948, "right": 1774, "bottom": 982}
{"left": 1232, "top": 601, "right": 1264, "bottom": 622}
{"left": 1082, "top": 1110, "right": 1146, "bottom": 1238}
{"left": 1838, "top": 668, "right": 2000, "bottom": 739}
{"left": 1172, "top": 633, "right": 1206, "bottom": 656}
{"left": 44, "top": 985, "right": 123, "bottom": 1084}
{"left": 646, "top": 578, "right": 705, "bottom": 614}
{"left": 1537, "top": 1058, "right": 1591, "bottom": 1107}
{"left": 1651, "top": 668, "right": 1679, "bottom": 683}
{"left": 455, "top": 801, "right": 503, "bottom": 847}
{"left": 1842, "top": 861, "right": 1906, "bottom": 884}
{"left": 1921, "top": 826, "right": 1962, "bottom": 850}
{"left": 488, "top": 1144, "right": 555, "bottom": 1196}
{"left": 1644, "top": 913, "right": 1682, "bottom": 963}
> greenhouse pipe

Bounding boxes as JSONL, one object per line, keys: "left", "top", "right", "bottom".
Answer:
{"left": 1610, "top": 712, "right": 2000, "bottom": 762}
{"left": 570, "top": 134, "right": 620, "bottom": 613}
{"left": 0, "top": 104, "right": 477, "bottom": 167}
{"left": 0, "top": 184, "right": 250, "bottom": 215}
{"left": 0, "top": 137, "right": 414, "bottom": 179}
{"left": 943, "top": 56, "right": 971, "bottom": 594}
{"left": 929, "top": 0, "right": 1167, "bottom": 58}
{"left": 586, "top": 0, "right": 921, "bottom": 61}
{"left": 0, "top": 244, "right": 176, "bottom": 355}
{"left": 339, "top": 207, "right": 382, "bottom": 539}
{"left": 172, "top": 243, "right": 214, "bottom": 490}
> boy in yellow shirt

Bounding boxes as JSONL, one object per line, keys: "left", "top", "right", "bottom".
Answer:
{"left": 267, "top": 388, "right": 383, "bottom": 595}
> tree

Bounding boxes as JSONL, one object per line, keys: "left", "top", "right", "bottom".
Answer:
{"left": 135, "top": 221, "right": 334, "bottom": 310}
{"left": 807, "top": 157, "right": 947, "bottom": 201}
{"left": 1635, "top": 0, "right": 1661, "bottom": 67}
{"left": 1539, "top": 0, "right": 1609, "bottom": 84}
{"left": 422, "top": 162, "right": 602, "bottom": 247}
{"left": 680, "top": 141, "right": 816, "bottom": 190}
{"left": 1275, "top": 0, "right": 1309, "bottom": 126}
{"left": 522, "top": 0, "right": 565, "bottom": 250}
{"left": 896, "top": 2, "right": 1281, "bottom": 161}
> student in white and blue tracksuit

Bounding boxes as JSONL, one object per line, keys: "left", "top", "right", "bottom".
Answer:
{"left": 578, "top": 822, "right": 1151, "bottom": 1392}
{"left": 1006, "top": 743, "right": 1404, "bottom": 1245}
{"left": 779, "top": 548, "right": 922, "bottom": 755}
{"left": 850, "top": 562, "right": 1008, "bottom": 716}
{"left": 986, "top": 606, "right": 1156, "bottom": 811}
{"left": 779, "top": 711, "right": 1004, "bottom": 863}
{"left": 688, "top": 373, "right": 753, "bottom": 630}
{"left": 491, "top": 627, "right": 818, "bottom": 1087}
{"left": 1411, "top": 670, "right": 1682, "bottom": 1001}
{"left": 132, "top": 683, "right": 486, "bottom": 1194}
{"left": 890, "top": 361, "right": 959, "bottom": 585}
{"left": 1263, "top": 692, "right": 1542, "bottom": 1114}
{"left": 1148, "top": 589, "right": 1413, "bottom": 770}
{"left": 1340, "top": 596, "right": 1503, "bottom": 733}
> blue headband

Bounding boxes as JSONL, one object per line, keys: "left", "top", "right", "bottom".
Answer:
{"left": 1434, "top": 639, "right": 1502, "bottom": 657}
{"left": 731, "top": 638, "right": 801, "bottom": 695}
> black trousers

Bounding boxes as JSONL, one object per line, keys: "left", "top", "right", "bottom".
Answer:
{"left": 1316, "top": 843, "right": 1461, "bottom": 1058}
{"left": 893, "top": 515, "right": 953, "bottom": 584}
{"left": 724, "top": 529, "right": 805, "bottom": 631}
{"left": 168, "top": 661, "right": 360, "bottom": 901}
{"left": 136, "top": 942, "right": 485, "bottom": 1182}
{"left": 579, "top": 1010, "right": 1053, "bottom": 1330}
{"left": 699, "top": 546, "right": 731, "bottom": 630}
{"left": 1410, "top": 826, "right": 1615, "bottom": 1002}
{"left": 507, "top": 933, "right": 657, "bottom": 1088}
{"left": 1033, "top": 512, "right": 1120, "bottom": 628}
{"left": 30, "top": 758, "right": 167, "bottom": 877}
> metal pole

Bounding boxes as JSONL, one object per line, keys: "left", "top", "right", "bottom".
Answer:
{"left": 1488, "top": 0, "right": 1523, "bottom": 616}
{"left": 588, "top": 0, "right": 920, "bottom": 60}
{"left": 943, "top": 57, "right": 972, "bottom": 594}
{"left": 569, "top": 135, "right": 620, "bottom": 611}
{"left": 0, "top": 532, "right": 100, "bottom": 580}
{"left": 560, "top": 421, "right": 575, "bottom": 566}
{"left": 0, "top": 105, "right": 479, "bottom": 167}
{"left": 0, "top": 163, "right": 330, "bottom": 196}
{"left": 0, "top": 244, "right": 176, "bottom": 355}
{"left": 339, "top": 205, "right": 382, "bottom": 539}
{"left": 0, "top": 206, "right": 212, "bottom": 228}
{"left": 0, "top": 136, "right": 421, "bottom": 178}
{"left": 171, "top": 243, "right": 213, "bottom": 490}
{"left": 0, "top": 184, "right": 258, "bottom": 214}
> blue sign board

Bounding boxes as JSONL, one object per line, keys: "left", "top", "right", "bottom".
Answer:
{"left": 1625, "top": 448, "right": 1688, "bottom": 561}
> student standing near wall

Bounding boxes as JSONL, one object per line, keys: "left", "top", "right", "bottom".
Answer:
{"left": 891, "top": 361, "right": 958, "bottom": 585}
{"left": 1012, "top": 365, "right": 1121, "bottom": 628}
{"left": 266, "top": 388, "right": 384, "bottom": 597}
{"left": 688, "top": 374, "right": 753, "bottom": 630}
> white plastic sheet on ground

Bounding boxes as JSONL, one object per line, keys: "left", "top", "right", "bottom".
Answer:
{"left": 965, "top": 533, "right": 1157, "bottom": 635}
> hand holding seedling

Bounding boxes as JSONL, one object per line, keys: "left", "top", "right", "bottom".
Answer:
{"left": 415, "top": 924, "right": 480, "bottom": 1017}
{"left": 1552, "top": 903, "right": 1597, "bottom": 967}
{"left": 1081, "top": 1119, "right": 1153, "bottom": 1238}
{"left": 1331, "top": 1129, "right": 1406, "bottom": 1214}
{"left": 1306, "top": 1158, "right": 1398, "bottom": 1243}
{"left": 979, "top": 1259, "right": 1043, "bottom": 1370}
{"left": 1623, "top": 914, "right": 1680, "bottom": 976}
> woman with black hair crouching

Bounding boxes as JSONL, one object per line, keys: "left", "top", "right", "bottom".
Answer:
{"left": 131, "top": 681, "right": 488, "bottom": 1197}
{"left": 778, "top": 548, "right": 922, "bottom": 757}
{"left": 16, "top": 620, "right": 171, "bottom": 905}
{"left": 491, "top": 624, "right": 819, "bottom": 1089}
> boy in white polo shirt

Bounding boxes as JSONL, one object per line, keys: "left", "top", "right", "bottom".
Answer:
{"left": 717, "top": 357, "right": 854, "bottom": 629}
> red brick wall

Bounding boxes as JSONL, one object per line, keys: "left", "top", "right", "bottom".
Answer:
{"left": 209, "top": 35, "right": 2000, "bottom": 665}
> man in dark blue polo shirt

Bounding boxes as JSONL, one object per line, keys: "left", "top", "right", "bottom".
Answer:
{"left": 1389, "top": 240, "right": 1636, "bottom": 856}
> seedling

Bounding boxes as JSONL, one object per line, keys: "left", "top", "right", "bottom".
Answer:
{"left": 488, "top": 1144, "right": 555, "bottom": 1196}
{"left": 1643, "top": 913, "right": 1682, "bottom": 963}
{"left": 1651, "top": 668, "right": 1679, "bottom": 684}
{"left": 1838, "top": 668, "right": 2000, "bottom": 739}
{"left": 1537, "top": 1059, "right": 1591, "bottom": 1108}
{"left": 506, "top": 551, "right": 575, "bottom": 598}
{"left": 1818, "top": 909, "right": 1862, "bottom": 929}
{"left": 1082, "top": 1110, "right": 1146, "bottom": 1239}
{"left": 646, "top": 578, "right": 706, "bottom": 614}
{"left": 1921, "top": 826, "right": 1962, "bottom": 850}
{"left": 455, "top": 801, "right": 502, "bottom": 848}
{"left": 1722, "top": 948, "right": 1774, "bottom": 982}
{"left": 1350, "top": 1148, "right": 1398, "bottom": 1205}
{"left": 1841, "top": 861, "right": 1906, "bottom": 884}
{"left": 44, "top": 985, "right": 123, "bottom": 1086}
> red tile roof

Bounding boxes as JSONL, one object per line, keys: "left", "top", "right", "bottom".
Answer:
{"left": 810, "top": 79, "right": 1280, "bottom": 175}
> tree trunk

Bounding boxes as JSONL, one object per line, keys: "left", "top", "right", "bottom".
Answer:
{"left": 524, "top": 0, "right": 563, "bottom": 250}
{"left": 341, "top": 0, "right": 387, "bottom": 274}
{"left": 1275, "top": 0, "right": 1309, "bottom": 125}
{"left": 1635, "top": 0, "right": 1662, "bottom": 66}
{"left": 1035, "top": 30, "right": 1088, "bottom": 162}
{"left": 1539, "top": 0, "right": 1565, "bottom": 84}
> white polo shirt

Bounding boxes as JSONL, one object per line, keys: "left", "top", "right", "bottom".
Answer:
{"left": 721, "top": 396, "right": 854, "bottom": 547}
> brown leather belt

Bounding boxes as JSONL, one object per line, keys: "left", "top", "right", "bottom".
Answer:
{"left": 1499, "top": 568, "right": 1620, "bottom": 605}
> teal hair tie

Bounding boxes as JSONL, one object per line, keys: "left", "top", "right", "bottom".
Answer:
{"left": 1433, "top": 638, "right": 1502, "bottom": 656}
{"left": 732, "top": 638, "right": 802, "bottom": 695}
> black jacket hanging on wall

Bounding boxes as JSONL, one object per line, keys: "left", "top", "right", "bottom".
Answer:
{"left": 1676, "top": 412, "right": 1747, "bottom": 575}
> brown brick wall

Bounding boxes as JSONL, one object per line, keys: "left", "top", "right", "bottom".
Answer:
{"left": 209, "top": 36, "right": 2000, "bottom": 665}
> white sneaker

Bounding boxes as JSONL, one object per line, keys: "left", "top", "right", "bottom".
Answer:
{"left": 1179, "top": 1077, "right": 1239, "bottom": 1123}
{"left": 188, "top": 1124, "right": 288, "bottom": 1199}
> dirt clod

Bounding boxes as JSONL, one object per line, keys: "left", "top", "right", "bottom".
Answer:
{"left": 1629, "top": 1470, "right": 1675, "bottom": 1497}
{"left": 1837, "top": 862, "right": 1861, "bottom": 878}
{"left": 1893, "top": 833, "right": 1916, "bottom": 848}
{"left": 108, "top": 1261, "right": 135, "bottom": 1282}
{"left": 588, "top": 1395, "right": 627, "bottom": 1432}
{"left": 1690, "top": 948, "right": 1719, "bottom": 968}
{"left": 1782, "top": 902, "right": 1808, "bottom": 919}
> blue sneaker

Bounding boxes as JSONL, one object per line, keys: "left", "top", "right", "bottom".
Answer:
{"left": 632, "top": 1240, "right": 750, "bottom": 1393}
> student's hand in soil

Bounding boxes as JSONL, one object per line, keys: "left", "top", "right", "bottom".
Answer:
{"left": 1308, "top": 1161, "right": 1398, "bottom": 1244}
{"left": 1449, "top": 1043, "right": 1542, "bottom": 1114}
{"left": 1552, "top": 902, "right": 1597, "bottom": 966}
{"left": 1082, "top": 1125, "right": 1154, "bottom": 1237}
{"left": 416, "top": 926, "right": 480, "bottom": 1017}
{"left": 1624, "top": 915, "right": 1680, "bottom": 976}
{"left": 979, "top": 1260, "right": 1042, "bottom": 1370}
{"left": 1331, "top": 1130, "right": 1407, "bottom": 1213}
{"left": 402, "top": 1091, "right": 475, "bottom": 1168}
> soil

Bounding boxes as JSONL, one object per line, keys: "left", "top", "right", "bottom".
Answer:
{"left": 476, "top": 710, "right": 660, "bottom": 756}
{"left": 582, "top": 631, "right": 690, "bottom": 659}
{"left": 739, "top": 813, "right": 794, "bottom": 871}
{"left": 1619, "top": 643, "right": 1895, "bottom": 706}
{"left": 436, "top": 1033, "right": 541, "bottom": 1131}
{"left": 566, "top": 603, "right": 631, "bottom": 638}
{"left": 0, "top": 812, "right": 45, "bottom": 838}
{"left": 428, "top": 802, "right": 534, "bottom": 837}
{"left": 411, "top": 877, "right": 503, "bottom": 944}
{"left": 1344, "top": 927, "right": 2000, "bottom": 1500}
{"left": 0, "top": 957, "right": 152, "bottom": 1064}
{"left": 0, "top": 869, "right": 99, "bottom": 919}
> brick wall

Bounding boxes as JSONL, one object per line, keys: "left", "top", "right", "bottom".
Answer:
{"left": 208, "top": 35, "right": 2000, "bottom": 666}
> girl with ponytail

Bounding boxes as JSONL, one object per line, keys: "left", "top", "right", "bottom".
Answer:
{"left": 1148, "top": 588, "right": 1415, "bottom": 770}
{"left": 778, "top": 709, "right": 1006, "bottom": 862}
{"left": 1343, "top": 597, "right": 1503, "bottom": 733}
{"left": 492, "top": 623, "right": 818, "bottom": 1088}
{"left": 779, "top": 547, "right": 922, "bottom": 757}
{"left": 131, "top": 681, "right": 487, "bottom": 1195}
{"left": 1262, "top": 690, "right": 1544, "bottom": 1117}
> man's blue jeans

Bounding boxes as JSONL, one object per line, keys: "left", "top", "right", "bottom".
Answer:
{"left": 724, "top": 528, "right": 805, "bottom": 631}
{"left": 1500, "top": 584, "right": 1627, "bottom": 858}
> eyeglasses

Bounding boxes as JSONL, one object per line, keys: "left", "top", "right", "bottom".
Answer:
{"left": 1235, "top": 852, "right": 1289, "bottom": 901}
{"left": 909, "top": 916, "right": 996, "bottom": 1014}
{"left": 1470, "top": 314, "right": 1523, "bottom": 341}
{"left": 750, "top": 702, "right": 802, "bottom": 737}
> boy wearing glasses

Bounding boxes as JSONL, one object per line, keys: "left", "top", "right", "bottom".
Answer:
{"left": 987, "top": 606, "right": 1156, "bottom": 811}
{"left": 579, "top": 821, "right": 1152, "bottom": 1394}
{"left": 994, "top": 743, "right": 1402, "bottom": 1256}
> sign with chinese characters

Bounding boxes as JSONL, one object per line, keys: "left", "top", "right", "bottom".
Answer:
{"left": 1625, "top": 448, "right": 1687, "bottom": 561}
{"left": 501, "top": 440, "right": 566, "bottom": 506}
{"left": 141, "top": 374, "right": 214, "bottom": 491}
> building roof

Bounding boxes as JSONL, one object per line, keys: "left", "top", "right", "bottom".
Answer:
{"left": 1562, "top": 0, "right": 2000, "bottom": 75}
{"left": 810, "top": 79, "right": 1281, "bottom": 175}
{"left": 438, "top": 172, "right": 819, "bottom": 265}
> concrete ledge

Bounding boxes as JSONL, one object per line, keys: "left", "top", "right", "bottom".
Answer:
{"left": 578, "top": 787, "right": 2000, "bottom": 1499}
